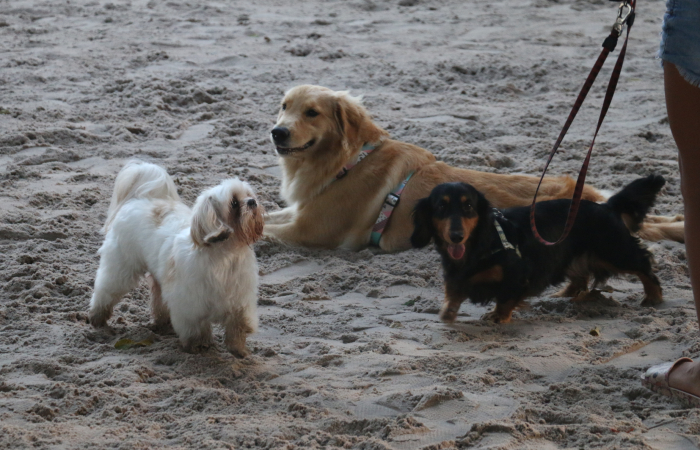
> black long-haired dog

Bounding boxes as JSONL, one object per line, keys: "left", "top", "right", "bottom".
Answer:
{"left": 411, "top": 175, "right": 665, "bottom": 323}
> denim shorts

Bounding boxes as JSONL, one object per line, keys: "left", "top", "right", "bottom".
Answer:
{"left": 659, "top": 0, "right": 700, "bottom": 86}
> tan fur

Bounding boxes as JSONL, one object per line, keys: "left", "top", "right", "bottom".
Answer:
{"left": 551, "top": 256, "right": 592, "bottom": 298}
{"left": 439, "top": 287, "right": 465, "bottom": 323}
{"left": 235, "top": 203, "right": 265, "bottom": 246}
{"left": 468, "top": 265, "right": 504, "bottom": 284}
{"left": 434, "top": 216, "right": 478, "bottom": 246}
{"left": 637, "top": 221, "right": 685, "bottom": 242}
{"left": 481, "top": 297, "right": 526, "bottom": 324}
{"left": 151, "top": 203, "right": 174, "bottom": 228}
{"left": 265, "top": 85, "right": 685, "bottom": 251}
{"left": 553, "top": 256, "right": 663, "bottom": 306}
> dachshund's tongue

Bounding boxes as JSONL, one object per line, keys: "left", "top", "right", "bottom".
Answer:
{"left": 447, "top": 244, "right": 465, "bottom": 260}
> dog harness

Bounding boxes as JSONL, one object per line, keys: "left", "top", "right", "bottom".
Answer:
{"left": 336, "top": 143, "right": 375, "bottom": 179}
{"left": 335, "top": 142, "right": 414, "bottom": 247}
{"left": 370, "top": 171, "right": 414, "bottom": 246}
{"left": 492, "top": 209, "right": 521, "bottom": 257}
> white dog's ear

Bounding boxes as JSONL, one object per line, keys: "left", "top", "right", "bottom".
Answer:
{"left": 191, "top": 196, "right": 233, "bottom": 246}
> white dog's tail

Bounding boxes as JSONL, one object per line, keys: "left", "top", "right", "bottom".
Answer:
{"left": 103, "top": 160, "right": 180, "bottom": 232}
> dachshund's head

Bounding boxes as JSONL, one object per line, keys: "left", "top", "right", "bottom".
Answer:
{"left": 411, "top": 182, "right": 490, "bottom": 260}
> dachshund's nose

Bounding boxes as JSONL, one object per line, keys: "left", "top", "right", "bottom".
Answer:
{"left": 271, "top": 127, "right": 290, "bottom": 144}
{"left": 247, "top": 198, "right": 257, "bottom": 208}
{"left": 449, "top": 230, "right": 464, "bottom": 243}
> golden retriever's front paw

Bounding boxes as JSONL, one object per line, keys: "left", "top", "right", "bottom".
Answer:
{"left": 182, "top": 336, "right": 214, "bottom": 353}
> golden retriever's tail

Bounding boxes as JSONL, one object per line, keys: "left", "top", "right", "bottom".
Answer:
{"left": 637, "top": 220, "right": 685, "bottom": 243}
{"left": 103, "top": 160, "right": 180, "bottom": 233}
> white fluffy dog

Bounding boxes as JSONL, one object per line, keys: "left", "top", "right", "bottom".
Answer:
{"left": 88, "top": 161, "right": 264, "bottom": 356}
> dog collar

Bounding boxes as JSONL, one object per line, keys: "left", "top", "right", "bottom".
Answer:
{"left": 336, "top": 142, "right": 378, "bottom": 179}
{"left": 370, "top": 171, "right": 415, "bottom": 246}
{"left": 492, "top": 210, "right": 521, "bottom": 257}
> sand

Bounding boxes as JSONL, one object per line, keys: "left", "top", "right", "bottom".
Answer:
{"left": 1, "top": 0, "right": 699, "bottom": 448}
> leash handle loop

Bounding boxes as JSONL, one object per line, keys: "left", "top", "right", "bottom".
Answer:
{"left": 529, "top": 0, "right": 635, "bottom": 245}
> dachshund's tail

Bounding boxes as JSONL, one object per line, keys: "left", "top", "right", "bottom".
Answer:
{"left": 607, "top": 174, "right": 665, "bottom": 233}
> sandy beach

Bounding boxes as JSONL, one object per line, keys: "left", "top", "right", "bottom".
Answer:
{"left": 1, "top": 0, "right": 699, "bottom": 448}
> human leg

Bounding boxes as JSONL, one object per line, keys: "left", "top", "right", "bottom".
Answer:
{"left": 661, "top": 62, "right": 700, "bottom": 398}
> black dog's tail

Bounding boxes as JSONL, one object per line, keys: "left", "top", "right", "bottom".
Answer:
{"left": 606, "top": 174, "right": 665, "bottom": 232}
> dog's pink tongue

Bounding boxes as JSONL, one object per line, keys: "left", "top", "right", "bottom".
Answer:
{"left": 447, "top": 244, "right": 465, "bottom": 260}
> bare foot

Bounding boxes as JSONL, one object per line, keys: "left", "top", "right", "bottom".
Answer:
{"left": 668, "top": 359, "right": 700, "bottom": 398}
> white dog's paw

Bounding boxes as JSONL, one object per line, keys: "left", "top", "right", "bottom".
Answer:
{"left": 149, "top": 320, "right": 174, "bottom": 335}
{"left": 88, "top": 307, "right": 111, "bottom": 328}
{"left": 182, "top": 336, "right": 214, "bottom": 354}
{"left": 228, "top": 346, "right": 250, "bottom": 359}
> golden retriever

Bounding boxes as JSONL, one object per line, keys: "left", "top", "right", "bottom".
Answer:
{"left": 264, "top": 85, "right": 684, "bottom": 251}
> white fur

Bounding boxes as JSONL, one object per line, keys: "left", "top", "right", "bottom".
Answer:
{"left": 89, "top": 160, "right": 262, "bottom": 356}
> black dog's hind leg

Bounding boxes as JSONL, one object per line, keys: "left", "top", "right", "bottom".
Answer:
{"left": 553, "top": 276, "right": 590, "bottom": 298}
{"left": 637, "top": 271, "right": 663, "bottom": 307}
{"left": 597, "top": 250, "right": 663, "bottom": 307}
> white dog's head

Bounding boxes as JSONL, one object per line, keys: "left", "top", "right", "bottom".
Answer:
{"left": 190, "top": 178, "right": 264, "bottom": 247}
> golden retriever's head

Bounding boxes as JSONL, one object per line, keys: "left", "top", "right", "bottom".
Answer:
{"left": 270, "top": 85, "right": 387, "bottom": 160}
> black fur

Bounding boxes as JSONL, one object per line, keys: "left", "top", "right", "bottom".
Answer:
{"left": 411, "top": 176, "right": 665, "bottom": 323}
{"left": 606, "top": 174, "right": 666, "bottom": 232}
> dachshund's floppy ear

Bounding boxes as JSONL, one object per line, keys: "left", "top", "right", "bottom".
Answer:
{"left": 411, "top": 197, "right": 434, "bottom": 248}
{"left": 191, "top": 196, "right": 233, "bottom": 246}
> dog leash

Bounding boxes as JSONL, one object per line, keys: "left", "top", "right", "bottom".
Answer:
{"left": 529, "top": 0, "right": 636, "bottom": 245}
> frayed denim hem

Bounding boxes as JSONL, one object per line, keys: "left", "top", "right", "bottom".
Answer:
{"left": 660, "top": 58, "right": 700, "bottom": 88}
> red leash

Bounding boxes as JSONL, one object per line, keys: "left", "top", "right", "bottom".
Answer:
{"left": 529, "top": 0, "right": 636, "bottom": 245}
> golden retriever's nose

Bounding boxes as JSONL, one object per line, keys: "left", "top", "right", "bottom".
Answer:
{"left": 271, "top": 127, "right": 290, "bottom": 144}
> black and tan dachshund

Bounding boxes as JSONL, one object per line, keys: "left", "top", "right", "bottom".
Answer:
{"left": 411, "top": 175, "right": 665, "bottom": 323}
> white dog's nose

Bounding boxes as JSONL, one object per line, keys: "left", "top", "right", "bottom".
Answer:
{"left": 246, "top": 198, "right": 257, "bottom": 208}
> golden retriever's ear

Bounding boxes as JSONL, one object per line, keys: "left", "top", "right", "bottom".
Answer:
{"left": 411, "top": 197, "right": 434, "bottom": 248}
{"left": 333, "top": 92, "right": 389, "bottom": 152}
{"left": 333, "top": 93, "right": 364, "bottom": 152}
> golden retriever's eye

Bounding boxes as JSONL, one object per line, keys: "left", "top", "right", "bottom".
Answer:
{"left": 282, "top": 103, "right": 287, "bottom": 111}
{"left": 305, "top": 109, "right": 319, "bottom": 118}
